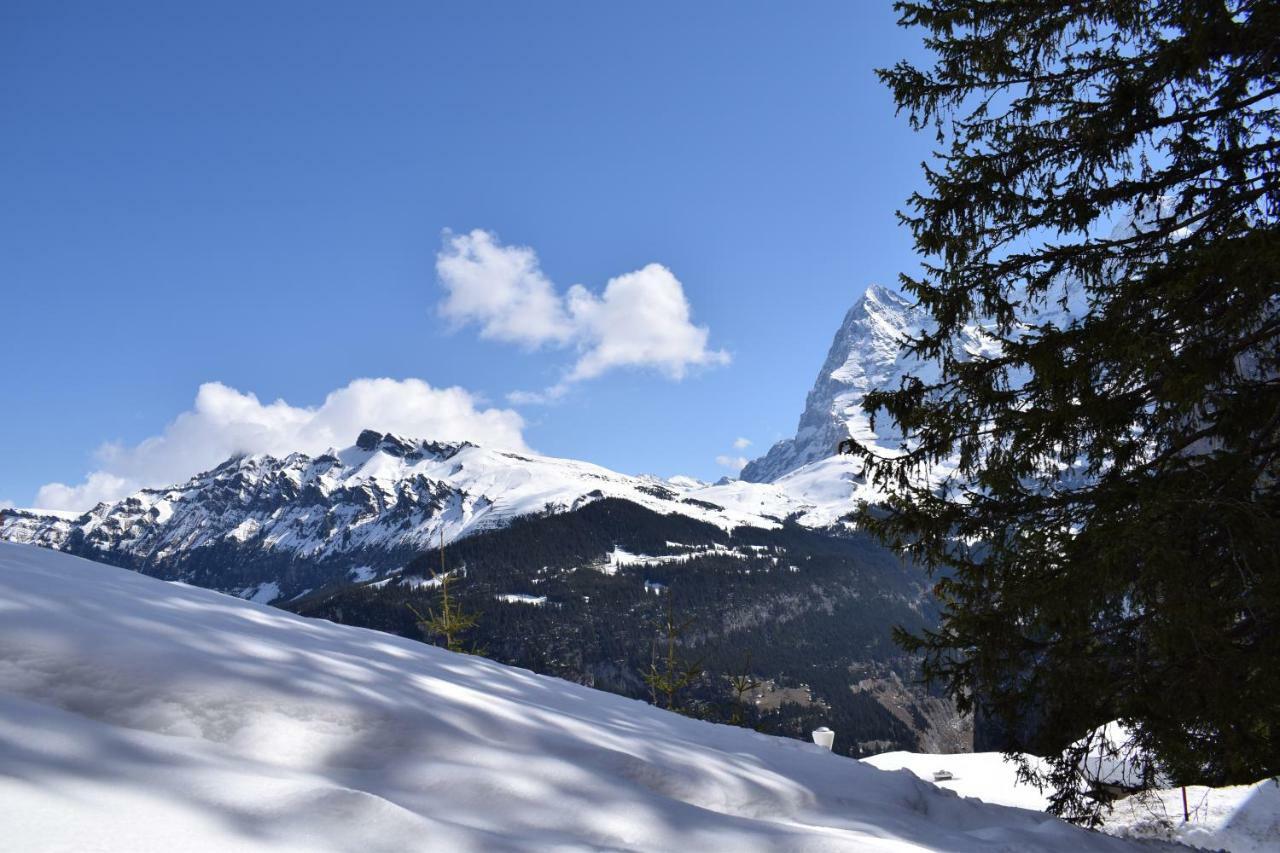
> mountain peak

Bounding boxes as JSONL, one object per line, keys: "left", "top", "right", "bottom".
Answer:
{"left": 355, "top": 429, "right": 385, "bottom": 451}
{"left": 862, "top": 282, "right": 907, "bottom": 307}
{"left": 739, "top": 285, "right": 925, "bottom": 483}
{"left": 351, "top": 430, "right": 473, "bottom": 461}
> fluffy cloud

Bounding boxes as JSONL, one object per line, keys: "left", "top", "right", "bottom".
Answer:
{"left": 436, "top": 229, "right": 573, "bottom": 347}
{"left": 716, "top": 438, "right": 754, "bottom": 473}
{"left": 564, "top": 263, "right": 729, "bottom": 381}
{"left": 34, "top": 378, "right": 528, "bottom": 512}
{"left": 716, "top": 455, "right": 749, "bottom": 473}
{"left": 437, "top": 230, "right": 728, "bottom": 397}
{"left": 34, "top": 474, "right": 133, "bottom": 513}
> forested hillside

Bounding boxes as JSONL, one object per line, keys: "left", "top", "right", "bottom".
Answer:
{"left": 290, "top": 498, "right": 969, "bottom": 756}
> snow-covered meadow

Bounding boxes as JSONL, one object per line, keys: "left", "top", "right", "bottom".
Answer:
{"left": 0, "top": 541, "right": 1179, "bottom": 852}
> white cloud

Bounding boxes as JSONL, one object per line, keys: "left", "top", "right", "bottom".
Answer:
{"left": 564, "top": 264, "right": 730, "bottom": 381}
{"left": 34, "top": 378, "right": 528, "bottom": 512}
{"left": 0, "top": 499, "right": 14, "bottom": 510}
{"left": 505, "top": 384, "right": 569, "bottom": 406}
{"left": 714, "top": 437, "right": 754, "bottom": 474}
{"left": 716, "top": 455, "right": 749, "bottom": 473}
{"left": 436, "top": 229, "right": 573, "bottom": 347}
{"left": 33, "top": 474, "right": 133, "bottom": 513}
{"left": 437, "top": 230, "right": 728, "bottom": 398}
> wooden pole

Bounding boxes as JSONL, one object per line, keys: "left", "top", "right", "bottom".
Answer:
{"left": 1181, "top": 785, "right": 1189, "bottom": 822}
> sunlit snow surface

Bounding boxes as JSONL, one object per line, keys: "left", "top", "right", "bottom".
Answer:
{"left": 0, "top": 542, "right": 1173, "bottom": 852}
{"left": 865, "top": 752, "right": 1280, "bottom": 852}
{"left": 863, "top": 752, "right": 1052, "bottom": 812}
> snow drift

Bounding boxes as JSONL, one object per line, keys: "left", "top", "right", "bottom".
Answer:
{"left": 866, "top": 749, "right": 1280, "bottom": 851}
{"left": 0, "top": 542, "right": 1171, "bottom": 851}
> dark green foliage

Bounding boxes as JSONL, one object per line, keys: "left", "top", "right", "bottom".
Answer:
{"left": 862, "top": 0, "right": 1280, "bottom": 824}
{"left": 407, "top": 532, "right": 480, "bottom": 653}
{"left": 643, "top": 594, "right": 704, "bottom": 712}
{"left": 727, "top": 657, "right": 762, "bottom": 726}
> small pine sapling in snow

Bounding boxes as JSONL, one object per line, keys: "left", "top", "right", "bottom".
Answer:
{"left": 643, "top": 592, "right": 704, "bottom": 713}
{"left": 407, "top": 530, "right": 480, "bottom": 654}
{"left": 727, "top": 655, "right": 761, "bottom": 727}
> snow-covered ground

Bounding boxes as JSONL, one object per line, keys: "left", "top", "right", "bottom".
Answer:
{"left": 0, "top": 541, "right": 1175, "bottom": 852}
{"left": 865, "top": 752, "right": 1280, "bottom": 852}
{"left": 863, "top": 752, "right": 1051, "bottom": 812}
{"left": 1105, "top": 781, "right": 1280, "bottom": 852}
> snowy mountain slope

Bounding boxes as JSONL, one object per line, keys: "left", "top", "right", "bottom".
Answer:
{"left": 702, "top": 454, "right": 881, "bottom": 529}
{"left": 0, "top": 541, "right": 1174, "bottom": 852}
{"left": 741, "top": 284, "right": 995, "bottom": 484}
{"left": 1, "top": 430, "right": 830, "bottom": 594}
{"left": 0, "top": 435, "right": 966, "bottom": 756}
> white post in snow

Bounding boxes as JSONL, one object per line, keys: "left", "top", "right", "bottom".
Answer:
{"left": 811, "top": 727, "right": 835, "bottom": 751}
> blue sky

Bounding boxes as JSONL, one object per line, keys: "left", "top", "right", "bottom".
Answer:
{"left": 1, "top": 1, "right": 934, "bottom": 509}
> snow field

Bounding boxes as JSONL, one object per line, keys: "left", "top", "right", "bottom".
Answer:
{"left": 0, "top": 542, "right": 1176, "bottom": 852}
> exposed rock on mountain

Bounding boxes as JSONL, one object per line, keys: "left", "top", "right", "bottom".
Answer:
{"left": 741, "top": 284, "right": 996, "bottom": 485}
{"left": 741, "top": 285, "right": 927, "bottom": 483}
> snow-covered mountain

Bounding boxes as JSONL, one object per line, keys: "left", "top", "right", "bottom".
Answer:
{"left": 0, "top": 285, "right": 964, "bottom": 583}
{"left": 741, "top": 284, "right": 996, "bottom": 484}
{"left": 2, "top": 430, "right": 972, "bottom": 756}
{"left": 0, "top": 541, "right": 1174, "bottom": 852}
{"left": 741, "top": 285, "right": 926, "bottom": 483}
{"left": 1, "top": 426, "right": 897, "bottom": 597}
{"left": 0, "top": 430, "right": 792, "bottom": 574}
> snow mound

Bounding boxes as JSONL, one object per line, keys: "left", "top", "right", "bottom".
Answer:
{"left": 1074, "top": 721, "right": 1171, "bottom": 790}
{"left": 0, "top": 542, "right": 1171, "bottom": 852}
{"left": 1106, "top": 780, "right": 1280, "bottom": 852}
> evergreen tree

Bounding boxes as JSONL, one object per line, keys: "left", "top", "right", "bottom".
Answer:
{"left": 408, "top": 532, "right": 479, "bottom": 654}
{"left": 644, "top": 594, "right": 704, "bottom": 712}
{"left": 727, "top": 655, "right": 762, "bottom": 727}
{"left": 859, "top": 0, "right": 1280, "bottom": 823}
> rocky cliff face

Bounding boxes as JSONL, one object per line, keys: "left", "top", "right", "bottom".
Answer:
{"left": 741, "top": 285, "right": 929, "bottom": 483}
{"left": 741, "top": 284, "right": 1000, "bottom": 484}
